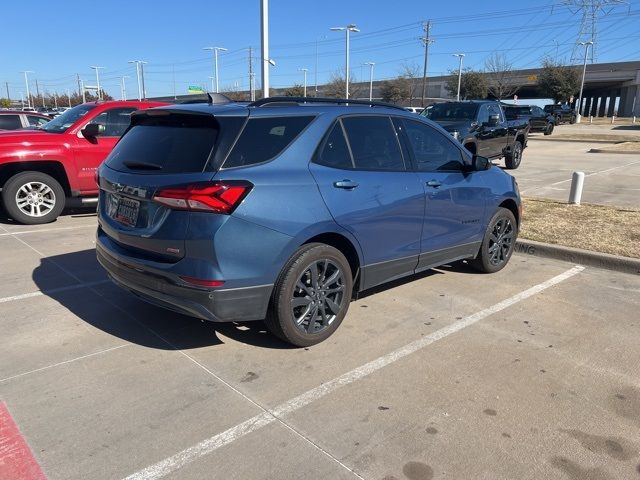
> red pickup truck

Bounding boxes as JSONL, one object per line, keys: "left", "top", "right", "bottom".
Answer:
{"left": 0, "top": 100, "right": 167, "bottom": 224}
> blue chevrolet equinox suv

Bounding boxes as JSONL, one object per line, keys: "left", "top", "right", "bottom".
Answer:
{"left": 96, "top": 97, "right": 521, "bottom": 346}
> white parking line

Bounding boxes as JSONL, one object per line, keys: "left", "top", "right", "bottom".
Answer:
{"left": 519, "top": 160, "right": 640, "bottom": 194}
{"left": 0, "top": 224, "right": 95, "bottom": 237}
{"left": 0, "top": 345, "right": 129, "bottom": 384}
{"left": 123, "top": 265, "right": 585, "bottom": 480}
{"left": 0, "top": 280, "right": 109, "bottom": 304}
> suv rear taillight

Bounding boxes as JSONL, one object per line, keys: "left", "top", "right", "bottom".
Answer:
{"left": 153, "top": 181, "right": 252, "bottom": 214}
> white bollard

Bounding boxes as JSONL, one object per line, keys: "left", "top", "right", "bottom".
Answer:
{"left": 569, "top": 171, "right": 585, "bottom": 205}
{"left": 589, "top": 116, "right": 593, "bottom": 124}
{"left": 611, "top": 115, "right": 615, "bottom": 124}
{"left": 634, "top": 116, "right": 637, "bottom": 124}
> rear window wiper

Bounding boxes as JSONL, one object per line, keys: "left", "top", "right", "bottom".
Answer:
{"left": 123, "top": 160, "right": 163, "bottom": 170}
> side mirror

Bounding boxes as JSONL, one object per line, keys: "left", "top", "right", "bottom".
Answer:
{"left": 487, "top": 114, "right": 500, "bottom": 127}
{"left": 472, "top": 155, "right": 491, "bottom": 171}
{"left": 81, "top": 123, "right": 105, "bottom": 138}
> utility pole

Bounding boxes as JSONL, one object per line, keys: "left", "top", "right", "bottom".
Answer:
{"left": 80, "top": 78, "right": 86, "bottom": 103}
{"left": 5, "top": 82, "right": 10, "bottom": 102}
{"left": 261, "top": 0, "right": 270, "bottom": 98}
{"left": 209, "top": 76, "right": 215, "bottom": 92}
{"left": 249, "top": 46, "right": 255, "bottom": 101}
{"left": 452, "top": 53, "right": 465, "bottom": 101}
{"left": 419, "top": 20, "right": 434, "bottom": 107}
{"left": 140, "top": 62, "right": 147, "bottom": 99}
{"left": 330, "top": 24, "right": 360, "bottom": 99}
{"left": 363, "top": 62, "right": 375, "bottom": 101}
{"left": 90, "top": 66, "right": 104, "bottom": 100}
{"left": 576, "top": 41, "right": 593, "bottom": 123}
{"left": 121, "top": 76, "right": 129, "bottom": 100}
{"left": 76, "top": 73, "right": 82, "bottom": 97}
{"left": 172, "top": 65, "right": 176, "bottom": 100}
{"left": 35, "top": 79, "right": 42, "bottom": 106}
{"left": 315, "top": 35, "right": 326, "bottom": 97}
{"left": 67, "top": 88, "right": 71, "bottom": 107}
{"left": 22, "top": 71, "right": 34, "bottom": 108}
{"left": 299, "top": 68, "right": 308, "bottom": 97}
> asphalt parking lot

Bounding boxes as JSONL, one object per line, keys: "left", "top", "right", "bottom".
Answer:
{"left": 515, "top": 128, "right": 640, "bottom": 208}
{"left": 1, "top": 213, "right": 639, "bottom": 480}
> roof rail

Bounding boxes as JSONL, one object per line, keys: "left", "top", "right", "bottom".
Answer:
{"left": 248, "top": 96, "right": 407, "bottom": 112}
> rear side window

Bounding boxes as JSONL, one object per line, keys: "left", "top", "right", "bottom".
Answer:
{"left": 0, "top": 115, "right": 21, "bottom": 130}
{"left": 105, "top": 113, "right": 218, "bottom": 174}
{"left": 316, "top": 123, "right": 353, "bottom": 169}
{"left": 341, "top": 116, "right": 404, "bottom": 171}
{"left": 223, "top": 116, "right": 314, "bottom": 168}
{"left": 402, "top": 119, "right": 463, "bottom": 172}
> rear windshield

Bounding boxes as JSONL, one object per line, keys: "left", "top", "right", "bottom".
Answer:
{"left": 424, "top": 103, "right": 478, "bottom": 121}
{"left": 223, "top": 116, "right": 315, "bottom": 168}
{"left": 105, "top": 113, "right": 218, "bottom": 174}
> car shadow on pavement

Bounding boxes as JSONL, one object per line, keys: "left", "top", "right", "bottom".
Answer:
{"left": 612, "top": 125, "right": 640, "bottom": 131}
{"left": 32, "top": 249, "right": 295, "bottom": 351}
{"left": 0, "top": 207, "right": 96, "bottom": 225}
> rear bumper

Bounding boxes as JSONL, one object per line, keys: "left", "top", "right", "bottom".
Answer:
{"left": 96, "top": 231, "right": 273, "bottom": 323}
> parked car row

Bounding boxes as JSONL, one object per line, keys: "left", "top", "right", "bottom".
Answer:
{"left": 0, "top": 110, "right": 52, "bottom": 131}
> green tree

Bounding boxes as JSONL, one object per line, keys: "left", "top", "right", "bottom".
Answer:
{"left": 445, "top": 69, "right": 488, "bottom": 100}
{"left": 284, "top": 84, "right": 305, "bottom": 97}
{"left": 537, "top": 59, "right": 580, "bottom": 103}
{"left": 380, "top": 79, "right": 410, "bottom": 104}
{"left": 0, "top": 98, "right": 11, "bottom": 108}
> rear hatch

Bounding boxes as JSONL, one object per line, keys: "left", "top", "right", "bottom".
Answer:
{"left": 97, "top": 108, "right": 246, "bottom": 261}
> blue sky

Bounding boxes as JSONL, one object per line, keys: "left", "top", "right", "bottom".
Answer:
{"left": 2, "top": 0, "right": 640, "bottom": 99}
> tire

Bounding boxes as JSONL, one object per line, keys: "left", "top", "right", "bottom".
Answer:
{"left": 544, "top": 123, "right": 554, "bottom": 136}
{"left": 569, "top": 115, "right": 576, "bottom": 124}
{"left": 504, "top": 141, "right": 523, "bottom": 169}
{"left": 1, "top": 171, "right": 66, "bottom": 225}
{"left": 265, "top": 243, "right": 353, "bottom": 347}
{"left": 470, "top": 207, "right": 518, "bottom": 274}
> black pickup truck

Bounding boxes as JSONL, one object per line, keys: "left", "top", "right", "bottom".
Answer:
{"left": 422, "top": 100, "right": 529, "bottom": 169}
{"left": 543, "top": 104, "right": 576, "bottom": 124}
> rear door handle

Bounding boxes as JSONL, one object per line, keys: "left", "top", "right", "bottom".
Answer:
{"left": 333, "top": 180, "right": 359, "bottom": 189}
{"left": 426, "top": 180, "right": 442, "bottom": 188}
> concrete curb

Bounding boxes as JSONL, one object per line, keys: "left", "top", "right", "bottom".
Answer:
{"left": 514, "top": 239, "right": 640, "bottom": 275}
{"left": 588, "top": 147, "right": 640, "bottom": 154}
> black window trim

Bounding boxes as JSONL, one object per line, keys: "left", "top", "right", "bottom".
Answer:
{"left": 220, "top": 113, "right": 318, "bottom": 170}
{"left": 313, "top": 113, "right": 409, "bottom": 172}
{"left": 396, "top": 116, "right": 470, "bottom": 173}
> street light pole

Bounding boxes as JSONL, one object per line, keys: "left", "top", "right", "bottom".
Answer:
{"left": 90, "top": 66, "right": 104, "bottom": 100}
{"left": 452, "top": 53, "right": 465, "bottom": 101}
{"left": 330, "top": 24, "right": 360, "bottom": 99}
{"left": 261, "top": 0, "right": 270, "bottom": 98}
{"left": 363, "top": 62, "right": 375, "bottom": 101}
{"left": 576, "top": 41, "right": 593, "bottom": 123}
{"left": 128, "top": 60, "right": 144, "bottom": 101}
{"left": 299, "top": 68, "right": 308, "bottom": 97}
{"left": 21, "top": 71, "right": 34, "bottom": 108}
{"left": 203, "top": 46, "right": 227, "bottom": 93}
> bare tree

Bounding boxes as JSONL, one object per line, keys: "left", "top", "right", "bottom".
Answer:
{"left": 323, "top": 71, "right": 362, "bottom": 99}
{"left": 484, "top": 53, "right": 520, "bottom": 100}
{"left": 399, "top": 62, "right": 421, "bottom": 106}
